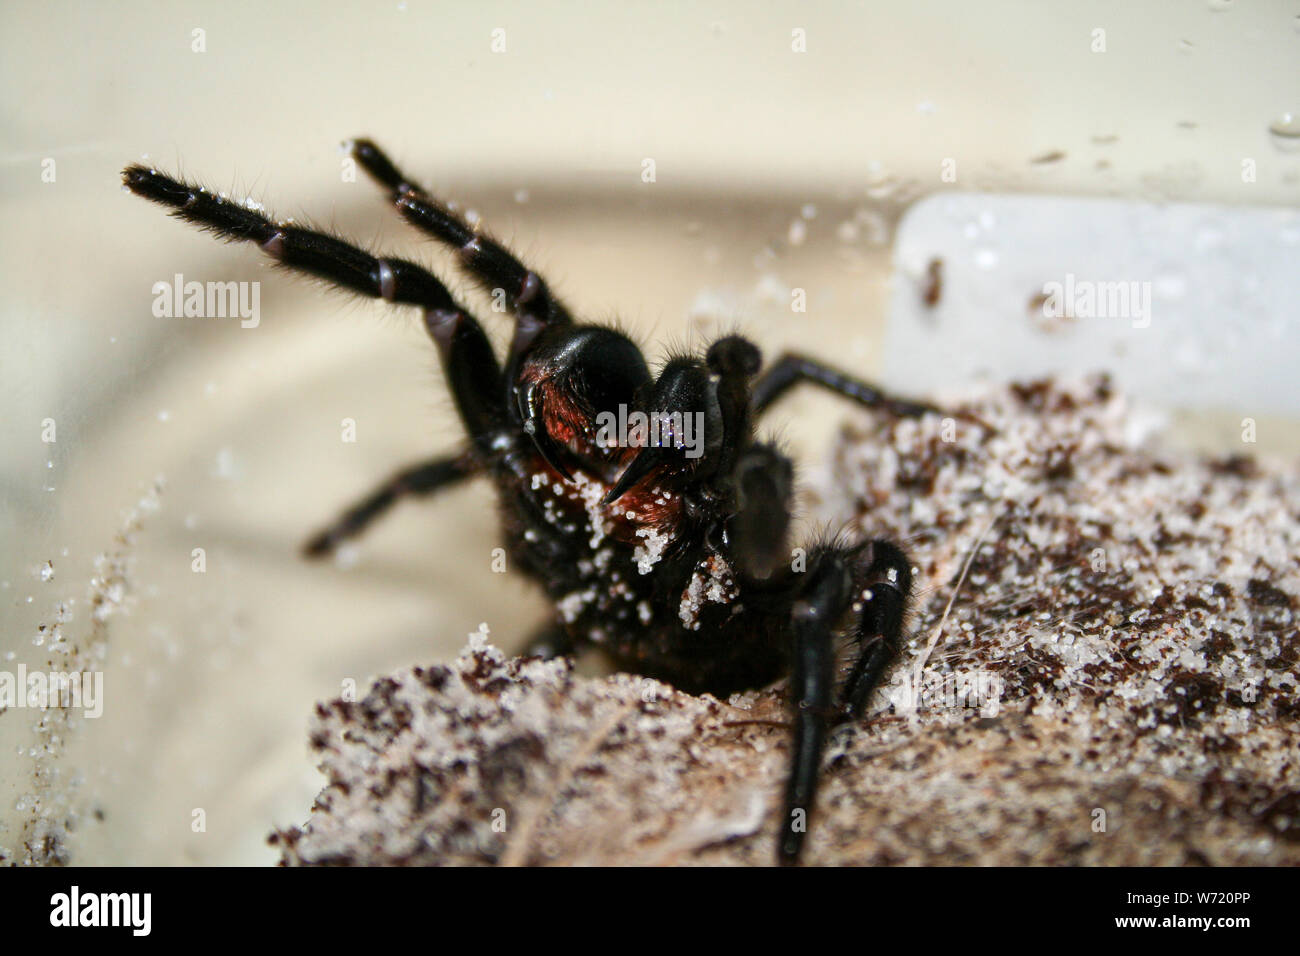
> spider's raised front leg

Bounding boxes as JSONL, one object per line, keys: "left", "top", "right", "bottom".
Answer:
{"left": 348, "top": 138, "right": 571, "bottom": 378}
{"left": 122, "top": 165, "right": 507, "bottom": 448}
{"left": 752, "top": 353, "right": 941, "bottom": 418}
{"left": 778, "top": 539, "right": 913, "bottom": 866}
{"left": 302, "top": 450, "right": 479, "bottom": 558}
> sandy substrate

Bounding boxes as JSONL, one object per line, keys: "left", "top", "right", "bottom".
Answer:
{"left": 273, "top": 377, "right": 1299, "bottom": 865}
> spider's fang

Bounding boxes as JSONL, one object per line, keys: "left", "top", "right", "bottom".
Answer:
{"left": 603, "top": 447, "right": 666, "bottom": 505}
{"left": 518, "top": 383, "right": 574, "bottom": 481}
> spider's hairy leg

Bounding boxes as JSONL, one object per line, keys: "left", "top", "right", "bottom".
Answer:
{"left": 703, "top": 335, "right": 762, "bottom": 481}
{"left": 347, "top": 138, "right": 572, "bottom": 372}
{"left": 121, "top": 165, "right": 506, "bottom": 443}
{"left": 780, "top": 551, "right": 854, "bottom": 866}
{"left": 302, "top": 451, "right": 479, "bottom": 558}
{"left": 726, "top": 443, "right": 794, "bottom": 581}
{"left": 842, "top": 540, "right": 913, "bottom": 718}
{"left": 752, "top": 353, "right": 941, "bottom": 418}
{"left": 778, "top": 539, "right": 914, "bottom": 865}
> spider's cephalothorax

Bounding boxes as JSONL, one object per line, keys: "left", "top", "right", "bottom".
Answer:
{"left": 123, "top": 141, "right": 942, "bottom": 865}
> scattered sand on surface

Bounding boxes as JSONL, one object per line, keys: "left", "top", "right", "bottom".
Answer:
{"left": 274, "top": 378, "right": 1299, "bottom": 865}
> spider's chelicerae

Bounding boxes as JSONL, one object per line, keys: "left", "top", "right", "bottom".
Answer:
{"left": 123, "top": 140, "right": 946, "bottom": 865}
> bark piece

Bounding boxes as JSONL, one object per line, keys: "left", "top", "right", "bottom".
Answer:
{"left": 274, "top": 377, "right": 1300, "bottom": 865}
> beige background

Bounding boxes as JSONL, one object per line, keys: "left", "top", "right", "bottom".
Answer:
{"left": 1, "top": 1, "right": 1296, "bottom": 865}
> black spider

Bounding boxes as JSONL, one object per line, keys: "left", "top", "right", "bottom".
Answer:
{"left": 122, "top": 140, "right": 944, "bottom": 865}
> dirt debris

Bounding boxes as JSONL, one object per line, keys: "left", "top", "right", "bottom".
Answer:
{"left": 275, "top": 377, "right": 1298, "bottom": 865}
